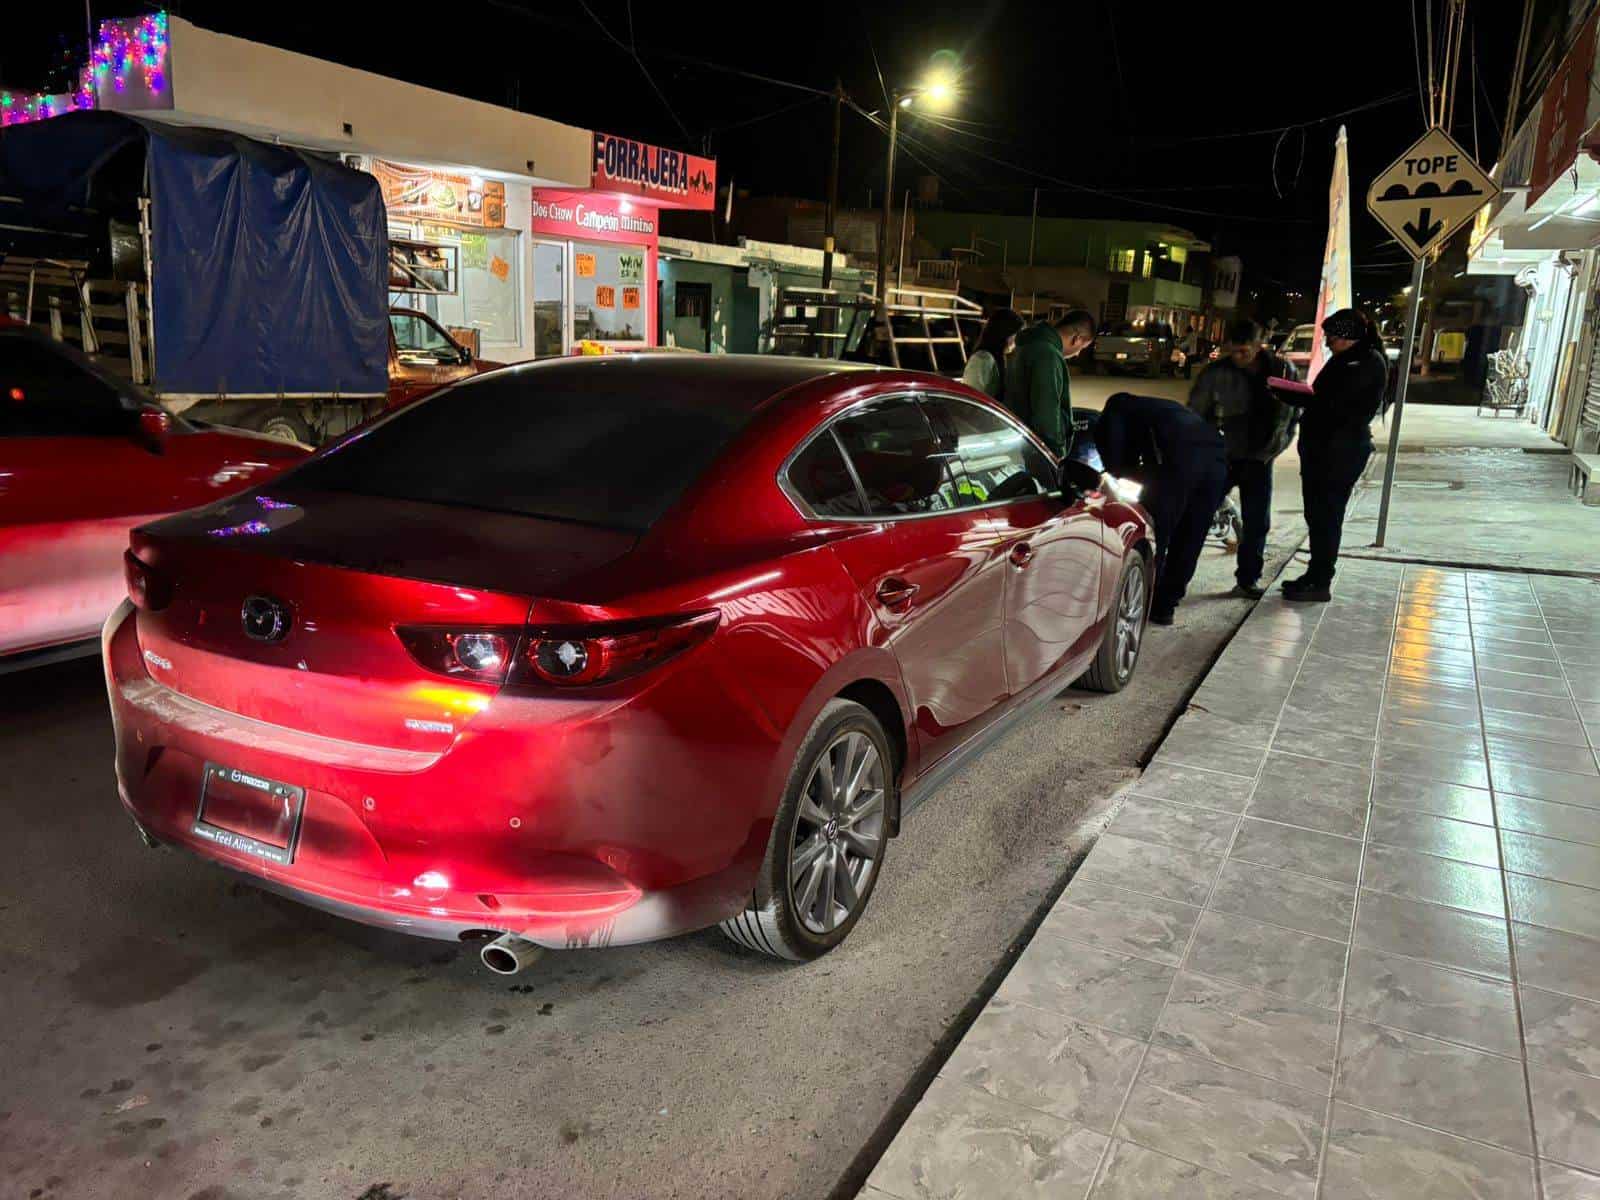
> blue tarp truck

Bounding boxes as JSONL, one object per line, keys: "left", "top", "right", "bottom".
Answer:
{"left": 0, "top": 111, "right": 389, "bottom": 442}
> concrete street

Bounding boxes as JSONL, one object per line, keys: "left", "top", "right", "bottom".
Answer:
{"left": 0, "top": 375, "right": 1306, "bottom": 1200}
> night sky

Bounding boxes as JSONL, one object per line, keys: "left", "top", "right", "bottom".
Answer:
{"left": 5, "top": 2, "right": 1524, "bottom": 305}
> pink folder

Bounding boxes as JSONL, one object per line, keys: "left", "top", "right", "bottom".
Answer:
{"left": 1267, "top": 377, "right": 1315, "bottom": 396}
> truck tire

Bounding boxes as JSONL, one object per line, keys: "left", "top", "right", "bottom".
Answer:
{"left": 256, "top": 407, "right": 314, "bottom": 446}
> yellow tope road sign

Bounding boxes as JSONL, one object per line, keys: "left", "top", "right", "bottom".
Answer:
{"left": 1366, "top": 127, "right": 1497, "bottom": 259}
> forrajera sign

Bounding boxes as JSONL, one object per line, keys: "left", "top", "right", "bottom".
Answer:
{"left": 592, "top": 132, "right": 716, "bottom": 210}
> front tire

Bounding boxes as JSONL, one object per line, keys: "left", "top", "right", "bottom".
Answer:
{"left": 720, "top": 700, "right": 892, "bottom": 961}
{"left": 1079, "top": 553, "right": 1149, "bottom": 693}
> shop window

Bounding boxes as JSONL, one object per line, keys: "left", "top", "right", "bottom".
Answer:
{"left": 388, "top": 224, "right": 522, "bottom": 349}
{"left": 574, "top": 241, "right": 649, "bottom": 344}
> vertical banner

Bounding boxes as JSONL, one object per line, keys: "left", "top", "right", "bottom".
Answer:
{"left": 1309, "top": 126, "right": 1353, "bottom": 384}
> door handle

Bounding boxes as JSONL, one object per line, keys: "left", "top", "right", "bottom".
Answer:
{"left": 1009, "top": 542, "right": 1035, "bottom": 568}
{"left": 876, "top": 578, "right": 920, "bottom": 610}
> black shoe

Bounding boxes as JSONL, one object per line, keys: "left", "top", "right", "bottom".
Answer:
{"left": 1149, "top": 608, "right": 1176, "bottom": 626}
{"left": 1283, "top": 585, "right": 1331, "bottom": 603}
{"left": 1281, "top": 575, "right": 1312, "bottom": 594}
{"left": 1231, "top": 582, "right": 1265, "bottom": 600}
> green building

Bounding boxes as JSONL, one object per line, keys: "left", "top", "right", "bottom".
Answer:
{"left": 911, "top": 212, "right": 1212, "bottom": 330}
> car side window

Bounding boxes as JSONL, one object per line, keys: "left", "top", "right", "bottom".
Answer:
{"left": 786, "top": 430, "right": 867, "bottom": 518}
{"left": 830, "top": 398, "right": 959, "bottom": 517}
{"left": 920, "top": 394, "right": 1053, "bottom": 505}
{"left": 391, "top": 311, "right": 459, "bottom": 359}
{"left": 0, "top": 337, "right": 131, "bottom": 437}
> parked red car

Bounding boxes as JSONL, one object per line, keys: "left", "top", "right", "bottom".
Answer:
{"left": 106, "top": 356, "right": 1152, "bottom": 969}
{"left": 1, "top": 322, "right": 308, "bottom": 668}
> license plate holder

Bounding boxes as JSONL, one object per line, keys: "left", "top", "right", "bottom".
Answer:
{"left": 194, "top": 763, "right": 305, "bottom": 865}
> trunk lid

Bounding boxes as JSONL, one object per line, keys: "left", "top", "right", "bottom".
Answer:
{"left": 131, "top": 490, "right": 638, "bottom": 753}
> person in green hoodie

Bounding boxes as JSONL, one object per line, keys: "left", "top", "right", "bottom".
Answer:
{"left": 1003, "top": 309, "right": 1096, "bottom": 457}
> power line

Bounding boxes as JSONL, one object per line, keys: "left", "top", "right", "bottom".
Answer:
{"left": 1410, "top": 0, "right": 1431, "bottom": 124}
{"left": 1130, "top": 89, "right": 1414, "bottom": 145}
{"left": 588, "top": 0, "right": 692, "bottom": 144}
{"left": 850, "top": 99, "right": 1314, "bottom": 225}
{"left": 702, "top": 92, "right": 825, "bottom": 137}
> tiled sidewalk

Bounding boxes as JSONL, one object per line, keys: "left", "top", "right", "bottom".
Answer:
{"left": 863, "top": 561, "right": 1600, "bottom": 1199}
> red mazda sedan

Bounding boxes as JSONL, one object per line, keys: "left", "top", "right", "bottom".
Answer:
{"left": 1, "top": 322, "right": 308, "bottom": 669}
{"left": 105, "top": 356, "right": 1152, "bottom": 970}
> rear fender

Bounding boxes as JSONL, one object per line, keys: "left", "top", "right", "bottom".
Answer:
{"left": 761, "top": 647, "right": 913, "bottom": 837}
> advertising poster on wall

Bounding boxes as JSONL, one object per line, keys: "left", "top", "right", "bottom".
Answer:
{"left": 373, "top": 160, "right": 505, "bottom": 228}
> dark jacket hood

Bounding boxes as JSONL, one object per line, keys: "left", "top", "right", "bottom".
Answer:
{"left": 1013, "top": 322, "right": 1063, "bottom": 354}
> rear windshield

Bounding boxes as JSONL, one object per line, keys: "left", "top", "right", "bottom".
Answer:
{"left": 288, "top": 369, "right": 756, "bottom": 533}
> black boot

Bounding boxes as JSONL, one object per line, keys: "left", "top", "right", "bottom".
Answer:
{"left": 1284, "top": 582, "right": 1332, "bottom": 603}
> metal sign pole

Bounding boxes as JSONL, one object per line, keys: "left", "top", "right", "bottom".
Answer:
{"left": 1373, "top": 254, "right": 1427, "bottom": 547}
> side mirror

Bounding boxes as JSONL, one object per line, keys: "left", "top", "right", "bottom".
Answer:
{"left": 1060, "top": 458, "right": 1103, "bottom": 498}
{"left": 137, "top": 406, "right": 172, "bottom": 452}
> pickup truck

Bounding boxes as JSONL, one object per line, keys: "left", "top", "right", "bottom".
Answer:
{"left": 234, "top": 307, "right": 503, "bottom": 444}
{"left": 1091, "top": 320, "right": 1178, "bottom": 377}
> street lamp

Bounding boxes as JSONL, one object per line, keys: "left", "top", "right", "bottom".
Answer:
{"left": 876, "top": 69, "right": 956, "bottom": 316}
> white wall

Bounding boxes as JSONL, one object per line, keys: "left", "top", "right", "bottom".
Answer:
{"left": 156, "top": 17, "right": 590, "bottom": 186}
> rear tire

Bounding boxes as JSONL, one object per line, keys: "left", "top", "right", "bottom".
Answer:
{"left": 256, "top": 407, "right": 314, "bottom": 446}
{"left": 719, "top": 700, "right": 892, "bottom": 961}
{"left": 1078, "top": 553, "right": 1149, "bottom": 693}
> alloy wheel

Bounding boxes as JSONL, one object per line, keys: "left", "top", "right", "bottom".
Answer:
{"left": 1114, "top": 565, "right": 1146, "bottom": 680}
{"left": 788, "top": 730, "right": 886, "bottom": 935}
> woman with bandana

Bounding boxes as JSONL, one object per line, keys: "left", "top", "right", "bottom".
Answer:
{"left": 1277, "top": 308, "right": 1389, "bottom": 602}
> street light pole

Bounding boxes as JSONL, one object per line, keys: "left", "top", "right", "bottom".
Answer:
{"left": 876, "top": 91, "right": 902, "bottom": 315}
{"left": 821, "top": 81, "right": 842, "bottom": 291}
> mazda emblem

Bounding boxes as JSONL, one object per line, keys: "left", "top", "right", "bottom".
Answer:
{"left": 241, "top": 594, "right": 291, "bottom": 642}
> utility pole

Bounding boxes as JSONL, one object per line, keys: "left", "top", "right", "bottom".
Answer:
{"left": 896, "top": 189, "right": 910, "bottom": 290}
{"left": 1027, "top": 187, "right": 1039, "bottom": 317}
{"left": 875, "top": 91, "right": 902, "bottom": 315}
{"left": 821, "top": 82, "right": 842, "bottom": 291}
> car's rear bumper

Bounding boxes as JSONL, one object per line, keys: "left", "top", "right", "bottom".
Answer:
{"left": 103, "top": 600, "right": 772, "bottom": 949}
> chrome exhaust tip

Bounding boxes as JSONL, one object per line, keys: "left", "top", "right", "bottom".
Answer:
{"left": 480, "top": 933, "right": 544, "bottom": 975}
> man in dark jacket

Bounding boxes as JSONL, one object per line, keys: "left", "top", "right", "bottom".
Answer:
{"left": 1187, "top": 318, "right": 1300, "bottom": 599}
{"left": 1096, "top": 392, "right": 1228, "bottom": 625}
{"left": 1003, "top": 309, "right": 1095, "bottom": 456}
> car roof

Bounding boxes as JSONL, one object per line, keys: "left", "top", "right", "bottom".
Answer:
{"left": 485, "top": 352, "right": 890, "bottom": 410}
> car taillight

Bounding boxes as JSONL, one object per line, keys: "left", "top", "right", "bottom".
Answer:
{"left": 520, "top": 612, "right": 720, "bottom": 688}
{"left": 396, "top": 627, "right": 520, "bottom": 684}
{"left": 124, "top": 549, "right": 172, "bottom": 611}
{"left": 395, "top": 612, "right": 719, "bottom": 689}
